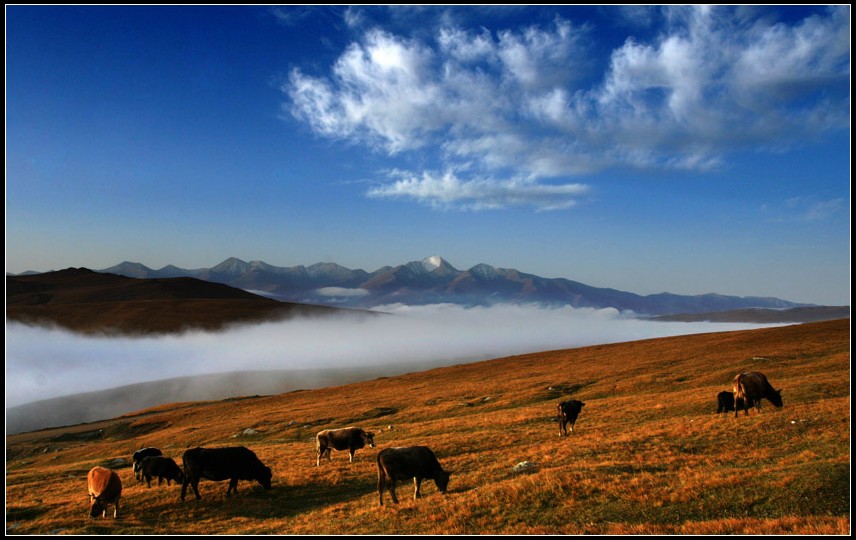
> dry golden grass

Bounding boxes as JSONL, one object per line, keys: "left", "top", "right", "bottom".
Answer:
{"left": 6, "top": 319, "right": 850, "bottom": 535}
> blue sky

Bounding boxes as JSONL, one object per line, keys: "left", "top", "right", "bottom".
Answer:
{"left": 5, "top": 6, "right": 851, "bottom": 306}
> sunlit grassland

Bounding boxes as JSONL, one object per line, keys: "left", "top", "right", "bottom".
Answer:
{"left": 6, "top": 319, "right": 849, "bottom": 534}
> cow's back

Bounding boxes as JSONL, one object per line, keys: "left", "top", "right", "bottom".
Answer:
{"left": 87, "top": 467, "right": 122, "bottom": 516}
{"left": 184, "top": 446, "right": 264, "bottom": 481}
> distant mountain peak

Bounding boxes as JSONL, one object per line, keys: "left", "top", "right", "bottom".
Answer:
{"left": 422, "top": 255, "right": 445, "bottom": 272}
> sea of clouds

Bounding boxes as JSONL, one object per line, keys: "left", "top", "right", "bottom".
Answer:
{"left": 5, "top": 303, "right": 786, "bottom": 410}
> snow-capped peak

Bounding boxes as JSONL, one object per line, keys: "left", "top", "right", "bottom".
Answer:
{"left": 421, "top": 255, "right": 445, "bottom": 272}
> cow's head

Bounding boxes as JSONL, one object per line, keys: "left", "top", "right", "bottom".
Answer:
{"left": 769, "top": 388, "right": 784, "bottom": 408}
{"left": 257, "top": 466, "right": 273, "bottom": 490}
{"left": 436, "top": 470, "right": 451, "bottom": 494}
{"left": 89, "top": 495, "right": 106, "bottom": 518}
{"left": 363, "top": 431, "right": 376, "bottom": 448}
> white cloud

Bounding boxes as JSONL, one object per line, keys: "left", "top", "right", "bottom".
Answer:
{"left": 286, "top": 7, "right": 849, "bottom": 210}
{"left": 316, "top": 287, "right": 371, "bottom": 297}
{"left": 367, "top": 170, "right": 589, "bottom": 211}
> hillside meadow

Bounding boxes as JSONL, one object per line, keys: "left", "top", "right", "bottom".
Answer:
{"left": 5, "top": 319, "right": 850, "bottom": 535}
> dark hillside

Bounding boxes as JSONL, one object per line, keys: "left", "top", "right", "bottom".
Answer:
{"left": 6, "top": 268, "right": 356, "bottom": 335}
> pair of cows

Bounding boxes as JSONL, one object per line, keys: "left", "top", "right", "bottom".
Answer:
{"left": 316, "top": 427, "right": 451, "bottom": 506}
{"left": 719, "top": 372, "right": 783, "bottom": 417}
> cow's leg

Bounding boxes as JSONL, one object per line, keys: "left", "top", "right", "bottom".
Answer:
{"left": 349, "top": 448, "right": 355, "bottom": 463}
{"left": 316, "top": 447, "right": 323, "bottom": 467}
{"left": 388, "top": 479, "right": 399, "bottom": 504}
{"left": 114, "top": 498, "right": 119, "bottom": 519}
{"left": 414, "top": 477, "right": 423, "bottom": 499}
{"left": 326, "top": 449, "right": 332, "bottom": 462}
{"left": 158, "top": 476, "right": 163, "bottom": 486}
{"left": 180, "top": 479, "right": 189, "bottom": 501}
{"left": 145, "top": 474, "right": 152, "bottom": 488}
{"left": 227, "top": 477, "right": 239, "bottom": 497}
{"left": 191, "top": 478, "right": 202, "bottom": 500}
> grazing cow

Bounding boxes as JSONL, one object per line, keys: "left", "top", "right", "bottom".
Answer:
{"left": 733, "top": 372, "right": 783, "bottom": 418}
{"left": 180, "top": 446, "right": 272, "bottom": 501}
{"left": 376, "top": 446, "right": 450, "bottom": 506}
{"left": 315, "top": 427, "right": 375, "bottom": 466}
{"left": 557, "top": 400, "right": 586, "bottom": 436}
{"left": 132, "top": 447, "right": 163, "bottom": 481}
{"left": 716, "top": 391, "right": 746, "bottom": 414}
{"left": 87, "top": 467, "right": 122, "bottom": 519}
{"left": 139, "top": 455, "right": 184, "bottom": 488}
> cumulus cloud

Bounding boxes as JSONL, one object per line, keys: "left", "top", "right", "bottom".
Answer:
{"left": 5, "top": 305, "right": 782, "bottom": 409}
{"left": 285, "top": 6, "right": 849, "bottom": 210}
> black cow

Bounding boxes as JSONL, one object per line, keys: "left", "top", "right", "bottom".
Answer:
{"left": 376, "top": 446, "right": 450, "bottom": 506}
{"left": 139, "top": 455, "right": 184, "bottom": 488}
{"left": 132, "top": 447, "right": 163, "bottom": 481}
{"left": 716, "top": 391, "right": 746, "bottom": 414}
{"left": 316, "top": 427, "right": 375, "bottom": 466}
{"left": 557, "top": 400, "right": 585, "bottom": 436}
{"left": 180, "top": 446, "right": 272, "bottom": 501}
{"left": 733, "top": 372, "right": 783, "bottom": 418}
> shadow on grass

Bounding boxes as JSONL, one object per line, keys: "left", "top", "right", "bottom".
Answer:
{"left": 156, "top": 475, "right": 378, "bottom": 520}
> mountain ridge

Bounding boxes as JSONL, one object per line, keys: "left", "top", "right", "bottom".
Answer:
{"left": 10, "top": 255, "right": 816, "bottom": 315}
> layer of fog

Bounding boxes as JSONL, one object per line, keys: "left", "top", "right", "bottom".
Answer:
{"left": 6, "top": 304, "right": 785, "bottom": 412}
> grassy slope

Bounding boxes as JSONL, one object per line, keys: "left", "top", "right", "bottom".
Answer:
{"left": 5, "top": 319, "right": 850, "bottom": 534}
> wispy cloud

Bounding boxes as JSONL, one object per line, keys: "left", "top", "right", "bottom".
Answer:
{"left": 784, "top": 197, "right": 845, "bottom": 222}
{"left": 367, "top": 170, "right": 590, "bottom": 211}
{"left": 285, "top": 6, "right": 849, "bottom": 211}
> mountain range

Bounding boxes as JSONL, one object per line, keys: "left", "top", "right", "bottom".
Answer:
{"left": 83, "top": 255, "right": 811, "bottom": 315}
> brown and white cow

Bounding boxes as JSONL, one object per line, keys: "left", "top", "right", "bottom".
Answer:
{"left": 315, "top": 427, "right": 375, "bottom": 466}
{"left": 376, "top": 446, "right": 450, "bottom": 506}
{"left": 87, "top": 466, "right": 122, "bottom": 518}
{"left": 733, "top": 372, "right": 783, "bottom": 418}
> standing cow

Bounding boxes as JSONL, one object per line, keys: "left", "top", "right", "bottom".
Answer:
{"left": 139, "top": 455, "right": 184, "bottom": 488}
{"left": 716, "top": 391, "right": 746, "bottom": 414}
{"left": 87, "top": 467, "right": 122, "bottom": 519}
{"left": 733, "top": 372, "right": 783, "bottom": 418}
{"left": 315, "top": 427, "right": 375, "bottom": 466}
{"left": 132, "top": 447, "right": 163, "bottom": 482}
{"left": 377, "top": 446, "right": 451, "bottom": 506}
{"left": 557, "top": 400, "right": 586, "bottom": 436}
{"left": 180, "top": 446, "right": 272, "bottom": 501}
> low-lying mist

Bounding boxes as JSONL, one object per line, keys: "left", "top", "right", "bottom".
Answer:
{"left": 6, "top": 304, "right": 783, "bottom": 429}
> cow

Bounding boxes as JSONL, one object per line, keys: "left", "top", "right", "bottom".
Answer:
{"left": 180, "top": 446, "right": 272, "bottom": 501}
{"left": 87, "top": 466, "right": 122, "bottom": 519}
{"left": 557, "top": 400, "right": 585, "bottom": 436}
{"left": 733, "top": 372, "right": 783, "bottom": 418}
{"left": 139, "top": 455, "right": 184, "bottom": 488}
{"left": 716, "top": 390, "right": 746, "bottom": 414}
{"left": 315, "top": 427, "right": 375, "bottom": 466}
{"left": 376, "top": 446, "right": 451, "bottom": 506}
{"left": 132, "top": 447, "right": 163, "bottom": 481}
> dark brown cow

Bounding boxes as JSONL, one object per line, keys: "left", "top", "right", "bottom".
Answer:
{"left": 557, "top": 400, "right": 585, "bottom": 436}
{"left": 716, "top": 391, "right": 746, "bottom": 414}
{"left": 376, "top": 446, "right": 450, "bottom": 506}
{"left": 180, "top": 446, "right": 272, "bottom": 501}
{"left": 316, "top": 427, "right": 375, "bottom": 466}
{"left": 733, "top": 372, "right": 783, "bottom": 418}
{"left": 132, "top": 447, "right": 163, "bottom": 482}
{"left": 139, "top": 455, "right": 184, "bottom": 488}
{"left": 87, "top": 466, "right": 122, "bottom": 518}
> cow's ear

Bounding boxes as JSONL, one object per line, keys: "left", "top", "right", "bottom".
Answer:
{"left": 777, "top": 388, "right": 783, "bottom": 394}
